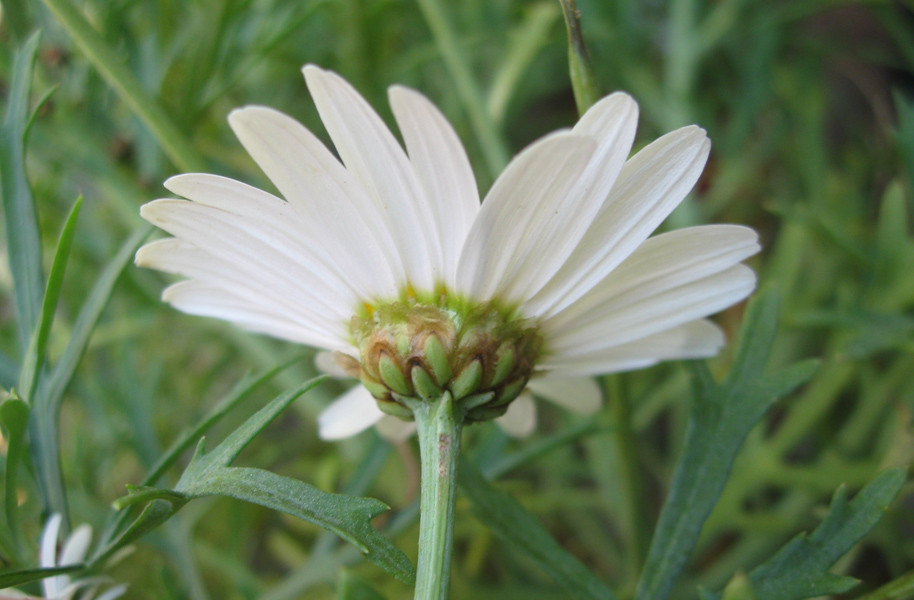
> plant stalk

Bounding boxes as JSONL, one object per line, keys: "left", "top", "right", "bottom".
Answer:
{"left": 408, "top": 392, "right": 463, "bottom": 600}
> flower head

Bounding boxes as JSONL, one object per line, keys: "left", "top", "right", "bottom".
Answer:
{"left": 137, "top": 66, "right": 759, "bottom": 436}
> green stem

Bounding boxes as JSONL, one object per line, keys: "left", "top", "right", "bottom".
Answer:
{"left": 407, "top": 392, "right": 463, "bottom": 600}
{"left": 559, "top": 0, "right": 599, "bottom": 116}
{"left": 39, "top": 0, "right": 207, "bottom": 173}
{"left": 605, "top": 375, "right": 648, "bottom": 583}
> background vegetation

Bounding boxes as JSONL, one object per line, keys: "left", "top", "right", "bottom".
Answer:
{"left": 1, "top": 0, "right": 913, "bottom": 598}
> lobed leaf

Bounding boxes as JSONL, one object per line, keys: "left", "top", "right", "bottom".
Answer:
{"left": 106, "top": 377, "right": 415, "bottom": 584}
{"left": 459, "top": 458, "right": 617, "bottom": 600}
{"left": 635, "top": 288, "right": 819, "bottom": 600}
{"left": 747, "top": 468, "right": 907, "bottom": 600}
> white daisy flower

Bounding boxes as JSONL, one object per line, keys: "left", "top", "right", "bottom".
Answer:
{"left": 0, "top": 514, "right": 127, "bottom": 600}
{"left": 137, "top": 65, "right": 759, "bottom": 438}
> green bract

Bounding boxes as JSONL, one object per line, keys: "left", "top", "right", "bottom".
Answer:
{"left": 350, "top": 299, "right": 543, "bottom": 423}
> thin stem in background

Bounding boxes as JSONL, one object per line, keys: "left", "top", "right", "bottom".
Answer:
{"left": 559, "top": 0, "right": 599, "bottom": 115}
{"left": 414, "top": 0, "right": 510, "bottom": 179}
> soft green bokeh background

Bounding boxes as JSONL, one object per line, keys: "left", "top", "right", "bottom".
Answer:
{"left": 1, "top": 0, "right": 913, "bottom": 598}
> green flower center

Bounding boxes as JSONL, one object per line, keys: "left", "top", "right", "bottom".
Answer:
{"left": 349, "top": 297, "right": 543, "bottom": 423}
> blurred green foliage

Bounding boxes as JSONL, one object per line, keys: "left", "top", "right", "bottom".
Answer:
{"left": 1, "top": 0, "right": 913, "bottom": 598}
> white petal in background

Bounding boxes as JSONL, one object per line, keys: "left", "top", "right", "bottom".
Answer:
{"left": 318, "top": 385, "right": 385, "bottom": 440}
{"left": 527, "top": 376, "right": 603, "bottom": 415}
{"left": 494, "top": 394, "right": 537, "bottom": 438}
{"left": 376, "top": 416, "right": 418, "bottom": 442}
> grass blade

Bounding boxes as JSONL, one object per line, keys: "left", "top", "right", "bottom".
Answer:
{"left": 29, "top": 224, "right": 151, "bottom": 523}
{"left": 460, "top": 458, "right": 617, "bottom": 600}
{"left": 18, "top": 196, "right": 82, "bottom": 405}
{"left": 1, "top": 32, "right": 44, "bottom": 352}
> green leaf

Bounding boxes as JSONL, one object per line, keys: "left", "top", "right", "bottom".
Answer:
{"left": 894, "top": 91, "right": 914, "bottom": 193}
{"left": 107, "top": 378, "right": 415, "bottom": 585}
{"left": 18, "top": 196, "right": 83, "bottom": 405}
{"left": 142, "top": 359, "right": 300, "bottom": 487}
{"left": 91, "top": 497, "right": 185, "bottom": 567}
{"left": 0, "top": 564, "right": 84, "bottom": 589}
{"left": 39, "top": 0, "right": 206, "bottom": 172}
{"left": 95, "top": 362, "right": 298, "bottom": 556}
{"left": 40, "top": 224, "right": 153, "bottom": 416}
{"left": 0, "top": 350, "right": 18, "bottom": 390}
{"left": 336, "top": 569, "right": 388, "bottom": 600}
{"left": 177, "top": 376, "right": 326, "bottom": 473}
{"left": 30, "top": 224, "right": 151, "bottom": 521}
{"left": 747, "top": 468, "right": 906, "bottom": 600}
{"left": 1, "top": 32, "right": 44, "bottom": 352}
{"left": 0, "top": 391, "right": 29, "bottom": 555}
{"left": 635, "top": 288, "right": 819, "bottom": 600}
{"left": 856, "top": 569, "right": 914, "bottom": 600}
{"left": 459, "top": 458, "right": 616, "bottom": 600}
{"left": 172, "top": 377, "right": 414, "bottom": 584}
{"left": 0, "top": 0, "right": 32, "bottom": 44}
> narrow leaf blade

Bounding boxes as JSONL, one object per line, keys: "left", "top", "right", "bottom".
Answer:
{"left": 0, "top": 564, "right": 84, "bottom": 589}
{"left": 0, "top": 391, "right": 29, "bottom": 554}
{"left": 19, "top": 196, "right": 83, "bottom": 404}
{"left": 460, "top": 458, "right": 616, "bottom": 600}
{"left": 1, "top": 32, "right": 44, "bottom": 351}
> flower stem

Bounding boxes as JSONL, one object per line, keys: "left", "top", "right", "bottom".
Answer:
{"left": 408, "top": 392, "right": 463, "bottom": 600}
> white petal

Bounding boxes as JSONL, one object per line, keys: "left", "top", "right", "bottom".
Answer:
{"left": 456, "top": 132, "right": 596, "bottom": 303}
{"left": 137, "top": 238, "right": 348, "bottom": 340}
{"left": 303, "top": 65, "right": 442, "bottom": 291}
{"left": 59, "top": 525, "right": 92, "bottom": 566}
{"left": 547, "top": 264, "right": 755, "bottom": 357}
{"left": 545, "top": 225, "right": 758, "bottom": 355}
{"left": 162, "top": 280, "right": 351, "bottom": 352}
{"left": 226, "top": 107, "right": 402, "bottom": 300}
{"left": 528, "top": 126, "right": 711, "bottom": 317}
{"left": 541, "top": 319, "right": 725, "bottom": 377}
{"left": 41, "top": 514, "right": 63, "bottom": 598}
{"left": 318, "top": 385, "right": 385, "bottom": 440}
{"left": 40, "top": 514, "right": 62, "bottom": 568}
{"left": 389, "top": 85, "right": 480, "bottom": 290}
{"left": 495, "top": 394, "right": 537, "bottom": 438}
{"left": 139, "top": 199, "right": 355, "bottom": 321}
{"left": 164, "top": 172, "right": 395, "bottom": 302}
{"left": 527, "top": 376, "right": 602, "bottom": 415}
{"left": 376, "top": 416, "right": 417, "bottom": 442}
